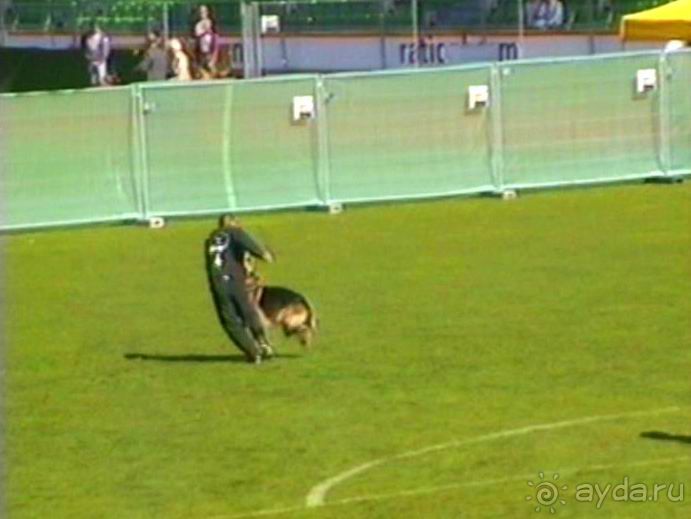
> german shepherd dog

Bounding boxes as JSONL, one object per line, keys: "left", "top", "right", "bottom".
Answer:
{"left": 244, "top": 256, "right": 317, "bottom": 348}
{"left": 206, "top": 228, "right": 317, "bottom": 353}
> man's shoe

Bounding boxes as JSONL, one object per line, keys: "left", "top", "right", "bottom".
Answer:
{"left": 261, "top": 343, "right": 275, "bottom": 358}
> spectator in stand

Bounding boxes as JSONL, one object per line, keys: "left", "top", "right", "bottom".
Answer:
{"left": 169, "top": 37, "right": 193, "bottom": 81}
{"left": 135, "top": 30, "right": 169, "bottom": 81}
{"left": 81, "top": 22, "right": 112, "bottom": 86}
{"left": 525, "top": 0, "right": 541, "bottom": 26}
{"left": 529, "top": 0, "right": 565, "bottom": 30}
{"left": 192, "top": 4, "right": 220, "bottom": 78}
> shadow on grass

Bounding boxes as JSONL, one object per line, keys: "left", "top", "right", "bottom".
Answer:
{"left": 640, "top": 431, "right": 691, "bottom": 445}
{"left": 124, "top": 352, "right": 301, "bottom": 364}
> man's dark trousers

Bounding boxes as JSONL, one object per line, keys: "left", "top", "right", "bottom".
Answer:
{"left": 209, "top": 272, "right": 264, "bottom": 361}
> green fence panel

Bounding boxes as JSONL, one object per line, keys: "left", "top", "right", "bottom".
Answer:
{"left": 140, "top": 77, "right": 320, "bottom": 217}
{"left": 141, "top": 82, "right": 238, "bottom": 216}
{"left": 227, "top": 77, "right": 321, "bottom": 209}
{"left": 324, "top": 66, "right": 495, "bottom": 203}
{"left": 1, "top": 50, "right": 689, "bottom": 233}
{"left": 667, "top": 51, "right": 691, "bottom": 175}
{"left": 498, "top": 53, "right": 663, "bottom": 188}
{"left": 0, "top": 88, "right": 139, "bottom": 229}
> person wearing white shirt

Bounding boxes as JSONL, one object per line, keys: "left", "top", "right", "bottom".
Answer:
{"left": 530, "top": 0, "right": 564, "bottom": 29}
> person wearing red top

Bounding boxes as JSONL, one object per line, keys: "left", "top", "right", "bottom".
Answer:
{"left": 193, "top": 4, "right": 220, "bottom": 77}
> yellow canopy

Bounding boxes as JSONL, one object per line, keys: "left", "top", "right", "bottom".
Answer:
{"left": 620, "top": 0, "right": 691, "bottom": 41}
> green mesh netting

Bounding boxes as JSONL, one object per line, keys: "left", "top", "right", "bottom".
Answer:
{"left": 141, "top": 78, "right": 320, "bottom": 216}
{"left": 498, "top": 53, "right": 664, "bottom": 188}
{"left": 668, "top": 52, "right": 691, "bottom": 174}
{"left": 0, "top": 88, "right": 138, "bottom": 229}
{"left": 324, "top": 66, "right": 494, "bottom": 202}
{"left": 1, "top": 50, "right": 689, "bottom": 232}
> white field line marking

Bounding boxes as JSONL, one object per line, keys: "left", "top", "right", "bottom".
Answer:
{"left": 305, "top": 406, "right": 681, "bottom": 507}
{"left": 221, "top": 455, "right": 689, "bottom": 519}
{"left": 334, "top": 455, "right": 691, "bottom": 506}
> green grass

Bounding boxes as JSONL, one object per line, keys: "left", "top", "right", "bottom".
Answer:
{"left": 5, "top": 182, "right": 691, "bottom": 518}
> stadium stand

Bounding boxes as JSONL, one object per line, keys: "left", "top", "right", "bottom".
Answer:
{"left": 0, "top": 0, "right": 675, "bottom": 35}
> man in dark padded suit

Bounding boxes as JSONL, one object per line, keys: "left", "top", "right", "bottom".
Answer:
{"left": 206, "top": 214, "right": 274, "bottom": 364}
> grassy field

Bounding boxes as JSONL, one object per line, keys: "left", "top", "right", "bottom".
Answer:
{"left": 4, "top": 182, "right": 691, "bottom": 518}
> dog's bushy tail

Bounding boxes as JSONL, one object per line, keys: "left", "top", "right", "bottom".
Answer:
{"left": 302, "top": 295, "right": 318, "bottom": 332}
{"left": 298, "top": 295, "right": 318, "bottom": 348}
